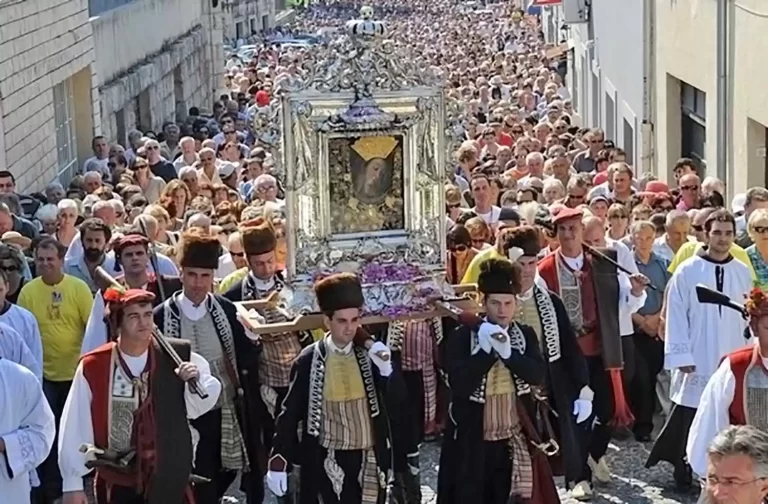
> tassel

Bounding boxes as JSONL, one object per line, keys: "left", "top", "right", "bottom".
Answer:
{"left": 607, "top": 368, "right": 634, "bottom": 428}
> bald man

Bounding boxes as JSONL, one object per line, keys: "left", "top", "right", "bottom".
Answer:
{"left": 677, "top": 173, "right": 701, "bottom": 211}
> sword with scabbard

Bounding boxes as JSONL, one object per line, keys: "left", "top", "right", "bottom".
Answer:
{"left": 79, "top": 444, "right": 211, "bottom": 484}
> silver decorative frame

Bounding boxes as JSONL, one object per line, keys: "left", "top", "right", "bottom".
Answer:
{"left": 281, "top": 87, "right": 447, "bottom": 282}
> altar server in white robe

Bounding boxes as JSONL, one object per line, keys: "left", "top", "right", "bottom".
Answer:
{"left": 0, "top": 358, "right": 56, "bottom": 504}
{"left": 0, "top": 322, "right": 41, "bottom": 379}
{"left": 0, "top": 269, "right": 42, "bottom": 371}
{"left": 686, "top": 287, "right": 768, "bottom": 482}
{"left": 646, "top": 209, "right": 752, "bottom": 490}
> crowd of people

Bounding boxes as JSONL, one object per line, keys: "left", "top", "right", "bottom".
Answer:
{"left": 1, "top": 1, "right": 768, "bottom": 504}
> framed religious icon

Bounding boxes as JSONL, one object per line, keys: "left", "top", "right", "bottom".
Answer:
{"left": 327, "top": 133, "right": 406, "bottom": 235}
{"left": 272, "top": 9, "right": 455, "bottom": 315}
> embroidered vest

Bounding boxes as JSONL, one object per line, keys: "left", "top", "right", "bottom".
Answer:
{"left": 728, "top": 345, "right": 768, "bottom": 433}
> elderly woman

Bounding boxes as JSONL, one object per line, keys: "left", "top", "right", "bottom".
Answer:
{"left": 158, "top": 180, "right": 192, "bottom": 231}
{"left": 446, "top": 224, "right": 477, "bottom": 284}
{"left": 542, "top": 177, "right": 565, "bottom": 204}
{"left": 746, "top": 208, "right": 768, "bottom": 290}
{"left": 178, "top": 166, "right": 199, "bottom": 198}
{"left": 34, "top": 204, "right": 59, "bottom": 235}
{"left": 55, "top": 199, "right": 79, "bottom": 247}
{"left": 44, "top": 182, "right": 65, "bottom": 206}
{"left": 144, "top": 204, "right": 179, "bottom": 248}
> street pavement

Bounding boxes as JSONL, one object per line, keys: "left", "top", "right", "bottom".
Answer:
{"left": 228, "top": 433, "right": 702, "bottom": 504}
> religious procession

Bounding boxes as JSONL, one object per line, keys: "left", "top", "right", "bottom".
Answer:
{"left": 1, "top": 1, "right": 768, "bottom": 504}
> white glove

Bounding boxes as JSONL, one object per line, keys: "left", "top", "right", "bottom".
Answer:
{"left": 236, "top": 310, "right": 264, "bottom": 342}
{"left": 267, "top": 470, "right": 287, "bottom": 497}
{"left": 369, "top": 341, "right": 393, "bottom": 377}
{"left": 490, "top": 333, "right": 512, "bottom": 359}
{"left": 476, "top": 322, "right": 501, "bottom": 354}
{"left": 573, "top": 399, "right": 593, "bottom": 424}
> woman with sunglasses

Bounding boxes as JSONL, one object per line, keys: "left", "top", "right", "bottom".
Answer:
{"left": 607, "top": 203, "right": 630, "bottom": 242}
{"left": 745, "top": 208, "right": 768, "bottom": 290}
{"left": 445, "top": 224, "right": 477, "bottom": 284}
{"left": 130, "top": 158, "right": 166, "bottom": 204}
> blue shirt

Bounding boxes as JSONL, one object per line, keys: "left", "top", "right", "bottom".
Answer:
{"left": 747, "top": 245, "right": 768, "bottom": 290}
{"left": 633, "top": 251, "right": 671, "bottom": 315}
{"left": 63, "top": 256, "right": 100, "bottom": 294}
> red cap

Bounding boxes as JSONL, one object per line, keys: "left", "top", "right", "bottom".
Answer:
{"left": 103, "top": 288, "right": 156, "bottom": 307}
{"left": 551, "top": 206, "right": 583, "bottom": 226}
{"left": 645, "top": 181, "right": 670, "bottom": 194}
{"left": 114, "top": 234, "right": 150, "bottom": 254}
{"left": 255, "top": 90, "right": 270, "bottom": 107}
{"left": 593, "top": 171, "right": 609, "bottom": 186}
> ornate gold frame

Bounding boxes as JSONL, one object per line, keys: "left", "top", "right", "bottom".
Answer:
{"left": 281, "top": 89, "right": 447, "bottom": 281}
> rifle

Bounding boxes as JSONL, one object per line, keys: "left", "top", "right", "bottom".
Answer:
{"left": 136, "top": 219, "right": 166, "bottom": 302}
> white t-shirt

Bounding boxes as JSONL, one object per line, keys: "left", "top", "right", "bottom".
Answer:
{"left": 473, "top": 205, "right": 501, "bottom": 226}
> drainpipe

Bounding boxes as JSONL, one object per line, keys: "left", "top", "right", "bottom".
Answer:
{"left": 715, "top": 0, "right": 730, "bottom": 184}
{"left": 641, "top": 0, "right": 655, "bottom": 175}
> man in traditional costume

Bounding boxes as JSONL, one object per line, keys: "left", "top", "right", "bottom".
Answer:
{"left": 503, "top": 226, "right": 593, "bottom": 488}
{"left": 437, "top": 258, "right": 554, "bottom": 504}
{"left": 58, "top": 288, "right": 221, "bottom": 504}
{"left": 686, "top": 287, "right": 768, "bottom": 496}
{"left": 379, "top": 318, "right": 438, "bottom": 504}
{"left": 537, "top": 207, "right": 648, "bottom": 500}
{"left": 266, "top": 273, "right": 401, "bottom": 504}
{"left": 81, "top": 234, "right": 182, "bottom": 355}
{"left": 647, "top": 209, "right": 751, "bottom": 489}
{"left": 222, "top": 217, "right": 312, "bottom": 472}
{"left": 0, "top": 357, "right": 55, "bottom": 504}
{"left": 153, "top": 229, "right": 265, "bottom": 504}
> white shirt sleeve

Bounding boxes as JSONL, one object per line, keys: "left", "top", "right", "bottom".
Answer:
{"left": 664, "top": 268, "right": 695, "bottom": 369}
{"left": 81, "top": 292, "right": 108, "bottom": 356}
{"left": 185, "top": 352, "right": 222, "bottom": 420}
{"left": 2, "top": 366, "right": 55, "bottom": 481}
{"left": 686, "top": 357, "right": 735, "bottom": 476}
{"left": 57, "top": 362, "right": 94, "bottom": 492}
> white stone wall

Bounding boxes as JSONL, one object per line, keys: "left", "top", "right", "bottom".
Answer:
{"left": 98, "top": 26, "right": 211, "bottom": 144}
{"left": 0, "top": 0, "right": 99, "bottom": 191}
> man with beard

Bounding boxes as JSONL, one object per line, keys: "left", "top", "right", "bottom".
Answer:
{"left": 81, "top": 234, "right": 183, "bottom": 355}
{"left": 64, "top": 218, "right": 111, "bottom": 294}
{"left": 154, "top": 229, "right": 265, "bottom": 504}
{"left": 222, "top": 218, "right": 312, "bottom": 503}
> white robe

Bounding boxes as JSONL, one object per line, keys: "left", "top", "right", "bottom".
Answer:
{"left": 0, "top": 359, "right": 56, "bottom": 504}
{"left": 0, "top": 304, "right": 42, "bottom": 373}
{"left": 58, "top": 348, "right": 221, "bottom": 492}
{"left": 81, "top": 291, "right": 109, "bottom": 356}
{"left": 684, "top": 353, "right": 768, "bottom": 477}
{"left": 664, "top": 254, "right": 752, "bottom": 408}
{"left": 0, "top": 323, "right": 41, "bottom": 380}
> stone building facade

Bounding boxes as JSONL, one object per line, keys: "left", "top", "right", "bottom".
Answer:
{"left": 0, "top": 0, "right": 100, "bottom": 191}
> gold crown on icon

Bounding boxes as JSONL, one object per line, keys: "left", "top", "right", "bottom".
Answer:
{"left": 351, "top": 136, "right": 397, "bottom": 162}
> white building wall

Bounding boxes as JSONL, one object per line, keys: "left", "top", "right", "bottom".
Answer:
{"left": 548, "top": 0, "right": 646, "bottom": 169}
{"left": 0, "top": 0, "right": 99, "bottom": 191}
{"left": 91, "top": 0, "right": 214, "bottom": 145}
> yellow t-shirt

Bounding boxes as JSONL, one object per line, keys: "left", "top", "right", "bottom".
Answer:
{"left": 461, "top": 247, "right": 502, "bottom": 285}
{"left": 668, "top": 242, "right": 757, "bottom": 281}
{"left": 217, "top": 267, "right": 249, "bottom": 294}
{"left": 18, "top": 275, "right": 93, "bottom": 381}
